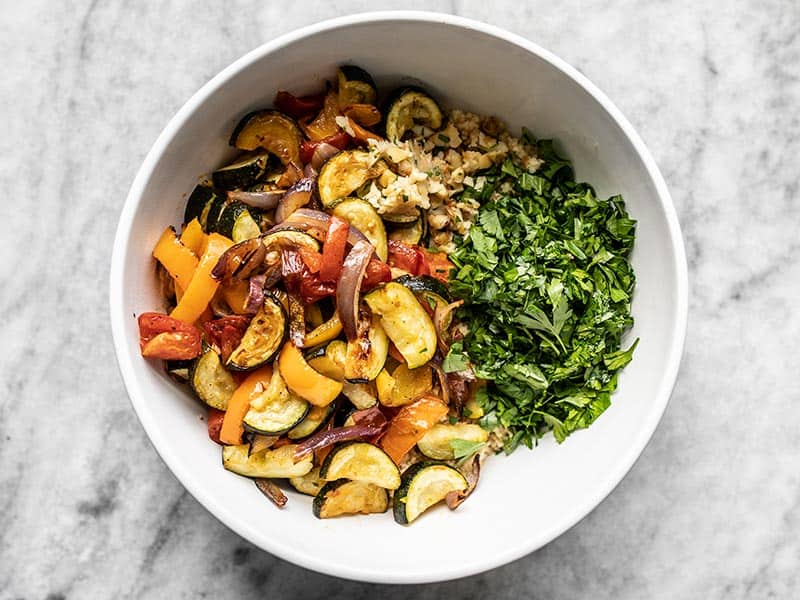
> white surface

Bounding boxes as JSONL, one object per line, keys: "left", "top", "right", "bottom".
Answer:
{"left": 2, "top": 1, "right": 799, "bottom": 598}
{"left": 110, "top": 13, "right": 685, "bottom": 584}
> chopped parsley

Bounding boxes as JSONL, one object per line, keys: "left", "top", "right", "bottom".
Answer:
{"left": 449, "top": 131, "right": 638, "bottom": 451}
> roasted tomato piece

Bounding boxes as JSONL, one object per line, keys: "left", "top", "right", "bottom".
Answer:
{"left": 138, "top": 312, "right": 202, "bottom": 359}
{"left": 203, "top": 315, "right": 251, "bottom": 363}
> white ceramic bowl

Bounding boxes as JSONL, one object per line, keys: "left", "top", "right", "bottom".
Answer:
{"left": 110, "top": 12, "right": 687, "bottom": 584}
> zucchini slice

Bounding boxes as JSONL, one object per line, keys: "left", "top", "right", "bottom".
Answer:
{"left": 204, "top": 194, "right": 228, "bottom": 234}
{"left": 394, "top": 274, "right": 452, "bottom": 303}
{"left": 338, "top": 65, "right": 377, "bottom": 107}
{"left": 317, "top": 150, "right": 380, "bottom": 208}
{"left": 344, "top": 314, "right": 389, "bottom": 382}
{"left": 332, "top": 198, "right": 388, "bottom": 261}
{"left": 381, "top": 210, "right": 420, "bottom": 224}
{"left": 261, "top": 229, "right": 321, "bottom": 253}
{"left": 364, "top": 282, "right": 437, "bottom": 369}
{"left": 393, "top": 462, "right": 468, "bottom": 524}
{"left": 165, "top": 359, "right": 193, "bottom": 383}
{"left": 387, "top": 218, "right": 425, "bottom": 245}
{"left": 243, "top": 367, "right": 310, "bottom": 435}
{"left": 376, "top": 363, "right": 432, "bottom": 407}
{"left": 184, "top": 185, "right": 218, "bottom": 227}
{"left": 287, "top": 402, "right": 335, "bottom": 439}
{"left": 313, "top": 479, "right": 389, "bottom": 519}
{"left": 223, "top": 444, "right": 313, "bottom": 479}
{"left": 385, "top": 88, "right": 443, "bottom": 141}
{"left": 226, "top": 294, "right": 287, "bottom": 371}
{"left": 289, "top": 466, "right": 326, "bottom": 496}
{"left": 216, "top": 202, "right": 261, "bottom": 242}
{"left": 189, "top": 346, "right": 238, "bottom": 410}
{"left": 229, "top": 110, "right": 302, "bottom": 166}
{"left": 416, "top": 423, "right": 488, "bottom": 460}
{"left": 342, "top": 382, "right": 378, "bottom": 409}
{"left": 211, "top": 153, "right": 270, "bottom": 191}
{"left": 320, "top": 442, "right": 401, "bottom": 490}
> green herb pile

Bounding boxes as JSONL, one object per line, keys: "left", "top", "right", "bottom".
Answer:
{"left": 445, "top": 132, "right": 638, "bottom": 453}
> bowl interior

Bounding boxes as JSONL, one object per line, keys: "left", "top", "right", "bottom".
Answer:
{"left": 111, "top": 14, "right": 686, "bottom": 584}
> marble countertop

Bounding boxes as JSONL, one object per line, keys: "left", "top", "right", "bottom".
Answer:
{"left": 2, "top": 1, "right": 798, "bottom": 597}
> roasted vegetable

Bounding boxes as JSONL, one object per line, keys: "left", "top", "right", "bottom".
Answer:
{"left": 219, "top": 365, "right": 272, "bottom": 445}
{"left": 387, "top": 217, "right": 425, "bottom": 245}
{"left": 138, "top": 312, "right": 203, "bottom": 360}
{"left": 289, "top": 466, "right": 326, "bottom": 496}
{"left": 288, "top": 403, "right": 336, "bottom": 440}
{"left": 277, "top": 341, "right": 342, "bottom": 406}
{"left": 170, "top": 233, "right": 233, "bottom": 324}
{"left": 242, "top": 367, "right": 310, "bottom": 435}
{"left": 226, "top": 294, "right": 287, "bottom": 371}
{"left": 416, "top": 423, "right": 488, "bottom": 460}
{"left": 332, "top": 198, "right": 388, "bottom": 262}
{"left": 344, "top": 313, "right": 389, "bottom": 382}
{"left": 222, "top": 443, "right": 313, "bottom": 478}
{"left": 393, "top": 462, "right": 467, "bottom": 524}
{"left": 376, "top": 363, "right": 432, "bottom": 407}
{"left": 313, "top": 479, "right": 389, "bottom": 519}
{"left": 317, "top": 150, "right": 379, "bottom": 208}
{"left": 320, "top": 442, "right": 401, "bottom": 489}
{"left": 385, "top": 87, "right": 442, "bottom": 141}
{"left": 364, "top": 282, "right": 437, "bottom": 369}
{"left": 337, "top": 65, "right": 377, "bottom": 107}
{"left": 184, "top": 185, "right": 219, "bottom": 229}
{"left": 211, "top": 153, "right": 270, "bottom": 190}
{"left": 189, "top": 345, "right": 238, "bottom": 410}
{"left": 152, "top": 226, "right": 198, "bottom": 293}
{"left": 229, "top": 110, "right": 302, "bottom": 166}
{"left": 379, "top": 396, "right": 448, "bottom": 465}
{"left": 216, "top": 202, "right": 261, "bottom": 242}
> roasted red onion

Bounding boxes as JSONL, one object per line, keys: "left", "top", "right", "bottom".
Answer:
{"left": 446, "top": 454, "right": 481, "bottom": 509}
{"left": 303, "top": 163, "right": 317, "bottom": 178}
{"left": 279, "top": 208, "right": 370, "bottom": 247}
{"left": 227, "top": 189, "right": 284, "bottom": 210}
{"left": 336, "top": 240, "right": 374, "bottom": 341}
{"left": 244, "top": 274, "right": 267, "bottom": 314}
{"left": 275, "top": 177, "right": 315, "bottom": 223}
{"left": 254, "top": 479, "right": 287, "bottom": 508}
{"left": 293, "top": 422, "right": 387, "bottom": 461}
{"left": 434, "top": 299, "right": 464, "bottom": 353}
{"left": 431, "top": 362, "right": 451, "bottom": 408}
{"left": 310, "top": 142, "right": 340, "bottom": 171}
{"left": 350, "top": 406, "right": 388, "bottom": 428}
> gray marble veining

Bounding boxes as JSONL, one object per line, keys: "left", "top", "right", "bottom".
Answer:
{"left": 1, "top": 0, "right": 799, "bottom": 598}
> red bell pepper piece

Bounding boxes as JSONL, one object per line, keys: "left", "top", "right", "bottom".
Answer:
{"left": 299, "top": 131, "right": 353, "bottom": 165}
{"left": 320, "top": 216, "right": 349, "bottom": 281}
{"left": 274, "top": 90, "right": 325, "bottom": 120}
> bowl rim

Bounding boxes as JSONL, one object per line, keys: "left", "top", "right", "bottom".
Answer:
{"left": 110, "top": 10, "right": 688, "bottom": 584}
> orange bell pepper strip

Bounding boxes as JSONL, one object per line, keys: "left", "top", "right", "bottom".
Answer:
{"left": 379, "top": 395, "right": 449, "bottom": 465}
{"left": 222, "top": 280, "right": 251, "bottom": 315}
{"left": 277, "top": 341, "right": 342, "bottom": 407}
{"left": 152, "top": 226, "right": 199, "bottom": 292}
{"left": 219, "top": 364, "right": 272, "bottom": 445}
{"left": 170, "top": 233, "right": 233, "bottom": 324}
{"left": 180, "top": 218, "right": 206, "bottom": 256}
